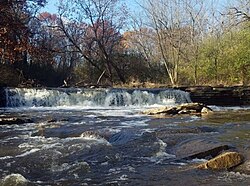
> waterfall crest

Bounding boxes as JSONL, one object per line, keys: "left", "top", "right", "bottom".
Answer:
{"left": 5, "top": 88, "right": 192, "bottom": 107}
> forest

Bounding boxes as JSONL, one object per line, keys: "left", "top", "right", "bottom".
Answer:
{"left": 0, "top": 0, "right": 249, "bottom": 87}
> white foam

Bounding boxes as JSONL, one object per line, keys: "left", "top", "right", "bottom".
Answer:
{"left": 120, "top": 119, "right": 149, "bottom": 127}
{"left": 170, "top": 162, "right": 187, "bottom": 166}
{"left": 63, "top": 135, "right": 111, "bottom": 146}
{"left": 101, "top": 161, "right": 109, "bottom": 166}
{"left": 18, "top": 143, "right": 35, "bottom": 149}
{"left": 146, "top": 139, "right": 176, "bottom": 163}
{"left": 188, "top": 158, "right": 207, "bottom": 163}
{"left": 218, "top": 171, "right": 250, "bottom": 182}
{"left": 119, "top": 174, "right": 128, "bottom": 181}
{"left": 141, "top": 128, "right": 157, "bottom": 133}
{"left": 5, "top": 88, "right": 191, "bottom": 108}
{"left": 16, "top": 148, "right": 40, "bottom": 157}
{"left": 0, "top": 156, "right": 13, "bottom": 160}
{"left": 108, "top": 168, "right": 121, "bottom": 174}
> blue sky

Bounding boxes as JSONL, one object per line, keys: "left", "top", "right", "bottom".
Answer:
{"left": 41, "top": 0, "right": 238, "bottom": 17}
{"left": 41, "top": 0, "right": 58, "bottom": 13}
{"left": 41, "top": 0, "right": 140, "bottom": 13}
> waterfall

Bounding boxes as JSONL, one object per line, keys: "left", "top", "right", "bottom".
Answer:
{"left": 5, "top": 88, "right": 192, "bottom": 107}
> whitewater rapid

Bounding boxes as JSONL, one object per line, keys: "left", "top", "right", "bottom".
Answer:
{"left": 5, "top": 88, "right": 191, "bottom": 107}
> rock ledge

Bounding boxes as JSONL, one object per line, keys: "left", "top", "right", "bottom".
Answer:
{"left": 197, "top": 151, "right": 244, "bottom": 170}
{"left": 143, "top": 103, "right": 213, "bottom": 116}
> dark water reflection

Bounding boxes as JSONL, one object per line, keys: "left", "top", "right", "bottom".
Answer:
{"left": 0, "top": 107, "right": 250, "bottom": 185}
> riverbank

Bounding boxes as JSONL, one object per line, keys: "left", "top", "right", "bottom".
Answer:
{"left": 181, "top": 86, "right": 250, "bottom": 106}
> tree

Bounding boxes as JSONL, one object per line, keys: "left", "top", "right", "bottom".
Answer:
{"left": 137, "top": 0, "right": 205, "bottom": 85}
{"left": 228, "top": 0, "right": 250, "bottom": 23}
{"left": 57, "top": 0, "right": 128, "bottom": 84}
{"left": 27, "top": 12, "right": 75, "bottom": 86}
{"left": 0, "top": 0, "right": 46, "bottom": 64}
{"left": 122, "top": 28, "right": 161, "bottom": 75}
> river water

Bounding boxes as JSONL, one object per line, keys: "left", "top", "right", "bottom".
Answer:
{"left": 0, "top": 88, "right": 250, "bottom": 185}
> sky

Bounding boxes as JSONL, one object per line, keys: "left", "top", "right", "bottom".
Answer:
{"left": 41, "top": 0, "right": 140, "bottom": 14}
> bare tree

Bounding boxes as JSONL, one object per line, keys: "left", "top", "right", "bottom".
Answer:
{"left": 229, "top": 0, "right": 250, "bottom": 23}
{"left": 57, "top": 0, "right": 128, "bottom": 84}
{"left": 137, "top": 0, "right": 196, "bottom": 86}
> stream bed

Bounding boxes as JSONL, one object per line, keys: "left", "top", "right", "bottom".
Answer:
{"left": 0, "top": 88, "right": 250, "bottom": 185}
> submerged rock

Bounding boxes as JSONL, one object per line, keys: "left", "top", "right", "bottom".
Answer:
{"left": 173, "top": 139, "right": 230, "bottom": 159}
{"left": 0, "top": 117, "right": 33, "bottom": 125}
{"left": 197, "top": 151, "right": 244, "bottom": 170}
{"left": 142, "top": 103, "right": 213, "bottom": 116}
{"left": 1, "top": 173, "right": 28, "bottom": 186}
{"left": 109, "top": 131, "right": 137, "bottom": 145}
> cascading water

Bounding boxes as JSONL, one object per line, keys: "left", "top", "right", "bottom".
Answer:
{"left": 2, "top": 88, "right": 250, "bottom": 186}
{"left": 5, "top": 88, "right": 192, "bottom": 107}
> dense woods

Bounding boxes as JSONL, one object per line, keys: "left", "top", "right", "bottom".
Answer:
{"left": 0, "top": 0, "right": 249, "bottom": 87}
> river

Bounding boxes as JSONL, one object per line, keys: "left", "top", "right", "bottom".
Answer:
{"left": 0, "top": 88, "right": 250, "bottom": 185}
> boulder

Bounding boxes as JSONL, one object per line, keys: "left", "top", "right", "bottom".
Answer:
{"left": 142, "top": 103, "right": 213, "bottom": 116}
{"left": 234, "top": 160, "right": 250, "bottom": 174}
{"left": 197, "top": 151, "right": 244, "bottom": 170}
{"left": 0, "top": 117, "right": 33, "bottom": 125}
{"left": 173, "top": 139, "right": 230, "bottom": 159}
{"left": 1, "top": 173, "right": 28, "bottom": 186}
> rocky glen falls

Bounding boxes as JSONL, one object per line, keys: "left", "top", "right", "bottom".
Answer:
{"left": 0, "top": 87, "right": 250, "bottom": 185}
{"left": 1, "top": 0, "right": 250, "bottom": 185}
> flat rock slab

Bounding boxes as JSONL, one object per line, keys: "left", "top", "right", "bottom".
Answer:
{"left": 197, "top": 151, "right": 244, "bottom": 170}
{"left": 173, "top": 139, "right": 230, "bottom": 159}
{"left": 142, "top": 103, "right": 213, "bottom": 116}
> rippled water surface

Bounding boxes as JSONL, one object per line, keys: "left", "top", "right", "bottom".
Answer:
{"left": 0, "top": 88, "right": 250, "bottom": 185}
{"left": 0, "top": 106, "right": 250, "bottom": 186}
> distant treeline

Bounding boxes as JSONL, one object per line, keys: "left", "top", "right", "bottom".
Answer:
{"left": 0, "top": 0, "right": 249, "bottom": 87}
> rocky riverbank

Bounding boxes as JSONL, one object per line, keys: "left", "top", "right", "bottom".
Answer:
{"left": 180, "top": 86, "right": 250, "bottom": 106}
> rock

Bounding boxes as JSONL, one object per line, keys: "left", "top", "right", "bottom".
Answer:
{"left": 109, "top": 131, "right": 138, "bottom": 145}
{"left": 173, "top": 139, "right": 230, "bottom": 159}
{"left": 197, "top": 151, "right": 244, "bottom": 170}
{"left": 1, "top": 173, "right": 28, "bottom": 186}
{"left": 234, "top": 160, "right": 250, "bottom": 174}
{"left": 47, "top": 118, "right": 57, "bottom": 123}
{"left": 177, "top": 103, "right": 205, "bottom": 112}
{"left": 142, "top": 103, "right": 212, "bottom": 116}
{"left": 0, "top": 117, "right": 33, "bottom": 125}
{"left": 184, "top": 86, "right": 250, "bottom": 106}
{"left": 141, "top": 107, "right": 161, "bottom": 115}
